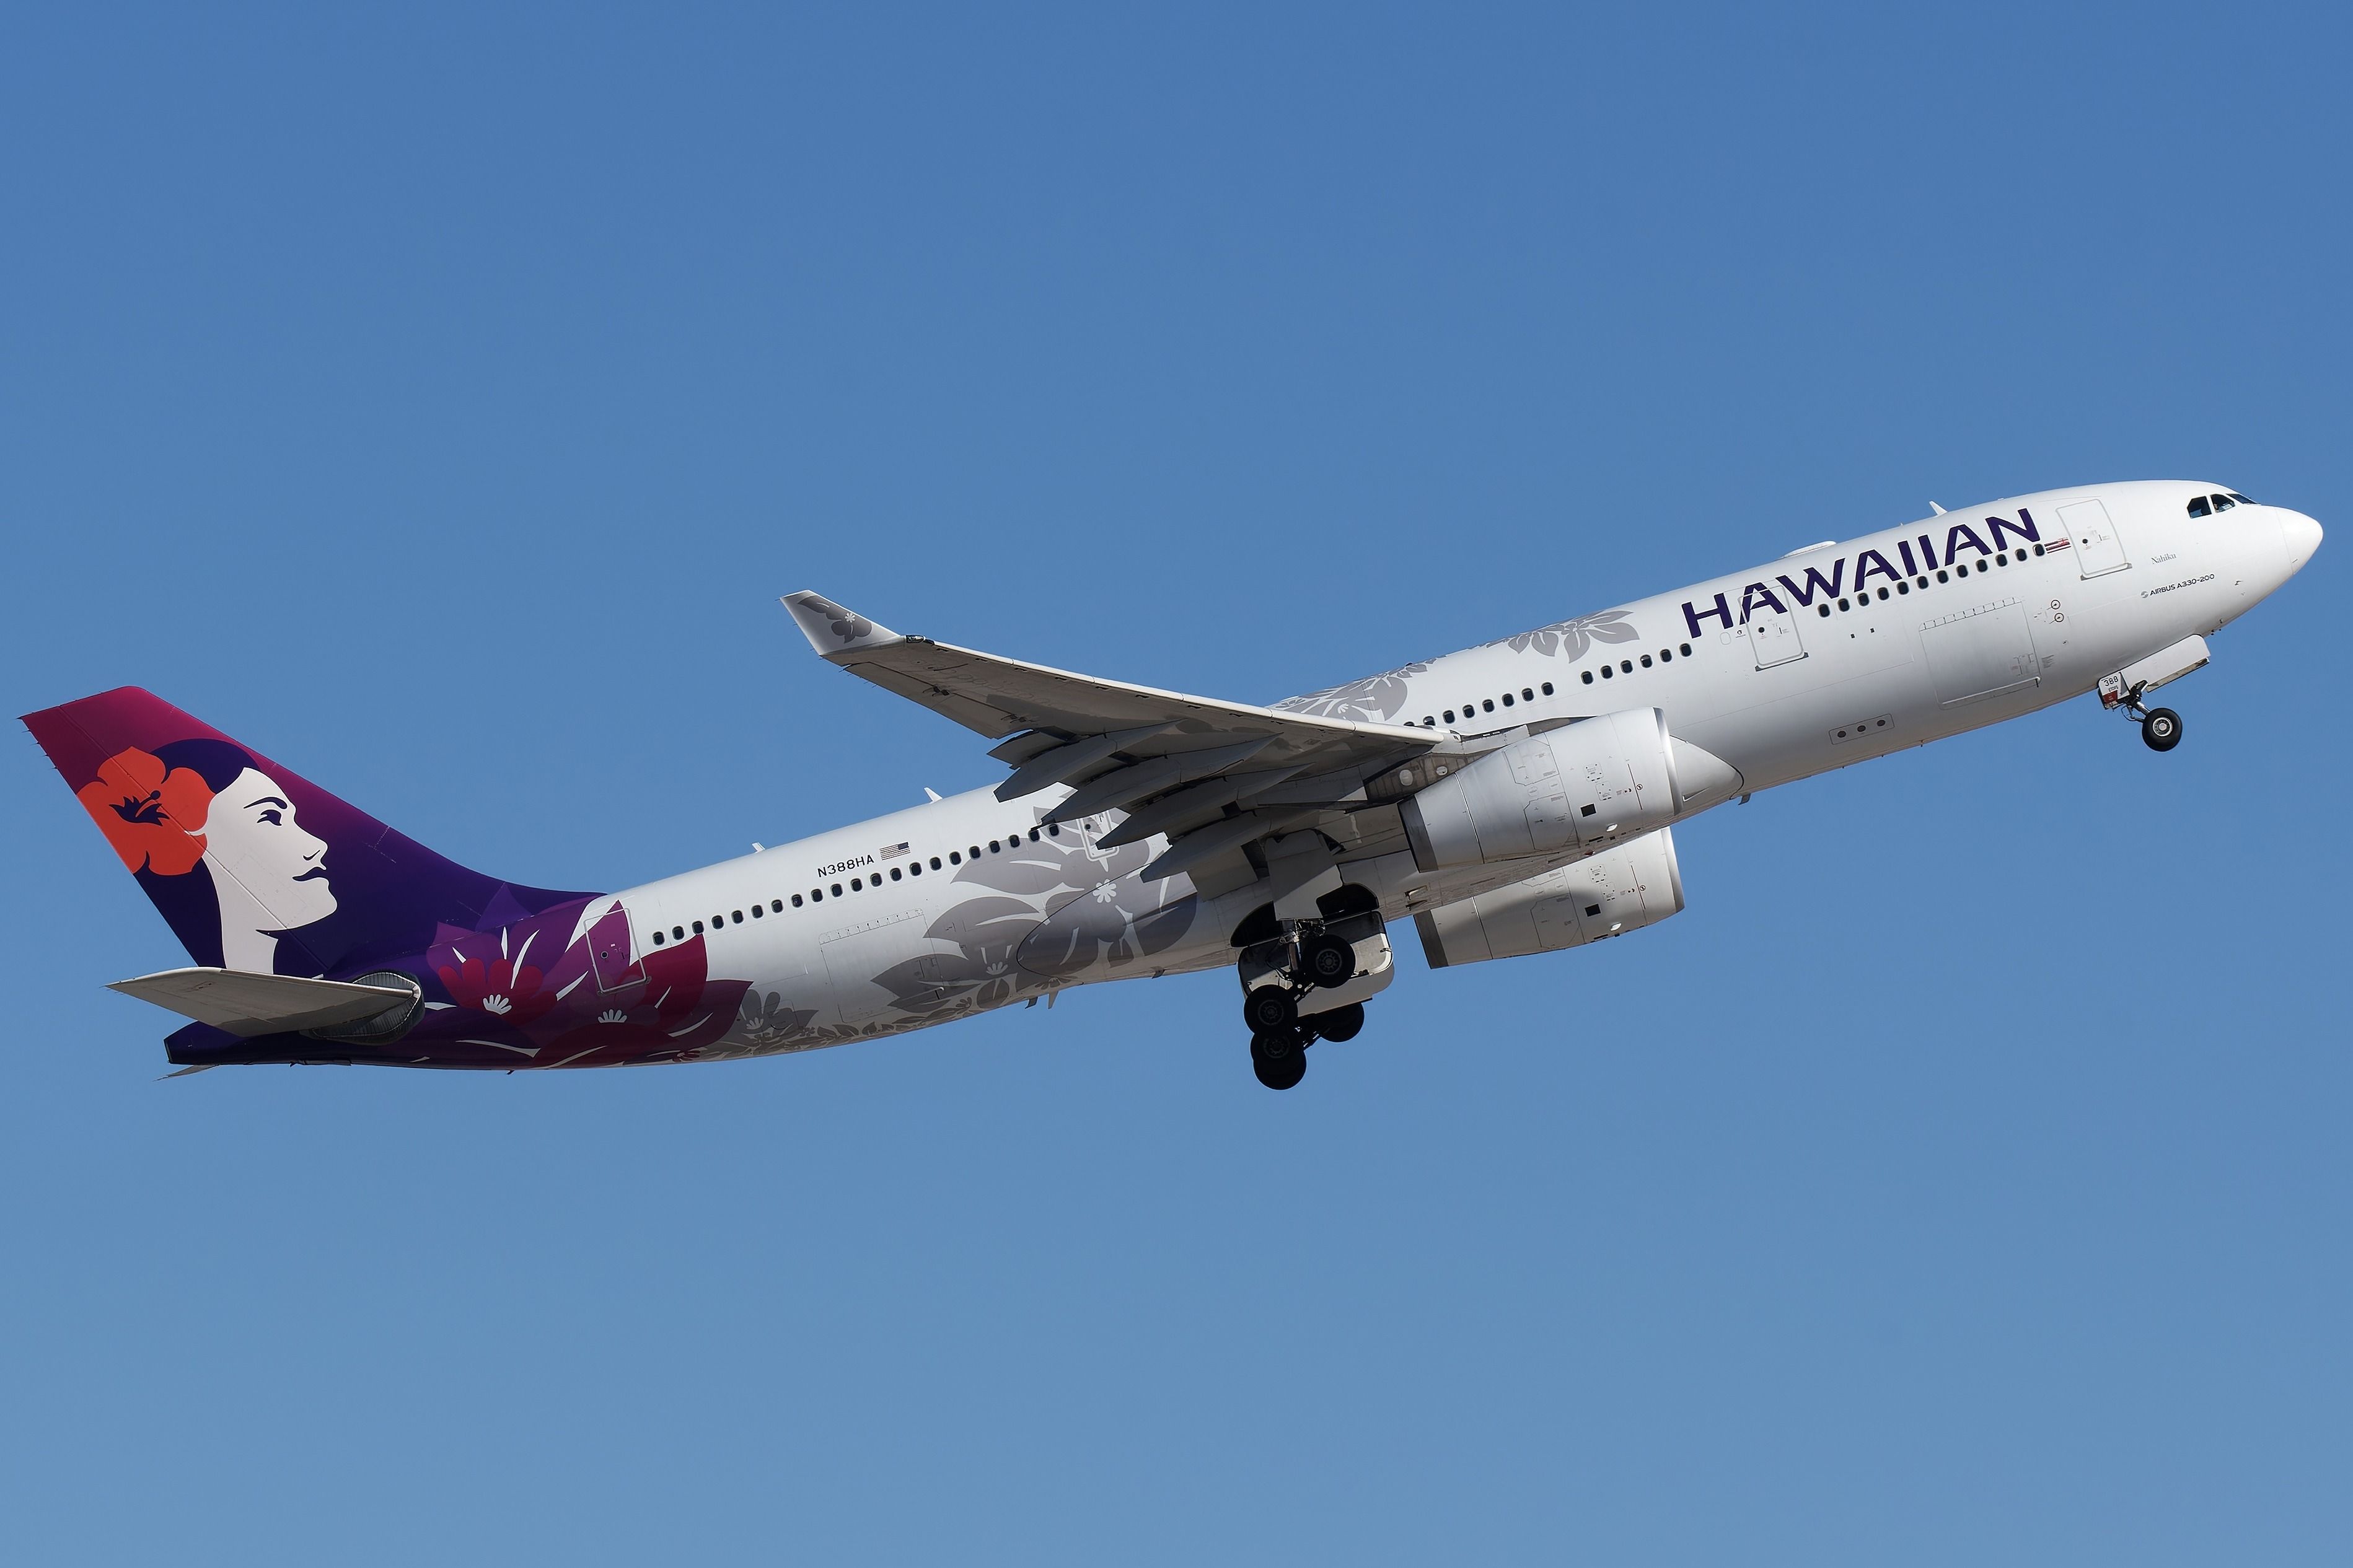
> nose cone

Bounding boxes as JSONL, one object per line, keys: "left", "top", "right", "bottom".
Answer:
{"left": 2280, "top": 509, "right": 2324, "bottom": 575}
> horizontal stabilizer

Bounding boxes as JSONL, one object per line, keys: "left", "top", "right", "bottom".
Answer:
{"left": 109, "top": 968, "right": 420, "bottom": 1038}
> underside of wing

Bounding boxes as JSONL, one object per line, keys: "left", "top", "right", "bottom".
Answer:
{"left": 783, "top": 591, "right": 1438, "bottom": 886}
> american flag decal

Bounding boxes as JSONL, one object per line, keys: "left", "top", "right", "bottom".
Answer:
{"left": 2046, "top": 537, "right": 2071, "bottom": 549}
{"left": 880, "top": 841, "right": 910, "bottom": 859}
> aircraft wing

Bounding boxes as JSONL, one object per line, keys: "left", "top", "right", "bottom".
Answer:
{"left": 783, "top": 591, "right": 1438, "bottom": 883}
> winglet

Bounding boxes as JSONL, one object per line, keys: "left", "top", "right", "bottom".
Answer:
{"left": 782, "top": 592, "right": 900, "bottom": 656}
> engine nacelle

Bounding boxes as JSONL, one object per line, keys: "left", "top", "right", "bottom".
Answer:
{"left": 1414, "top": 828, "right": 1684, "bottom": 968}
{"left": 1399, "top": 707, "right": 1681, "bottom": 872}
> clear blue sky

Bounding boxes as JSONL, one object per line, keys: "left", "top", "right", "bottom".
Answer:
{"left": 4, "top": 4, "right": 2348, "bottom": 1562}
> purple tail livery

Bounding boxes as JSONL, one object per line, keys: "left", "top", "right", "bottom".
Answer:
{"left": 22, "top": 688, "right": 744, "bottom": 1070}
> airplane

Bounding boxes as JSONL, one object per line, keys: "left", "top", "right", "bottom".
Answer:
{"left": 25, "top": 480, "right": 2323, "bottom": 1090}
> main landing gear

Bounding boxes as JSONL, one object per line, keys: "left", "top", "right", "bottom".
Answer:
{"left": 1236, "top": 894, "right": 1388, "bottom": 1091}
{"left": 2115, "top": 679, "right": 2184, "bottom": 753}
{"left": 1246, "top": 1002, "right": 1364, "bottom": 1092}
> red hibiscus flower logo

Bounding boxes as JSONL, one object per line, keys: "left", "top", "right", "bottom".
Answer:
{"left": 75, "top": 748, "right": 213, "bottom": 875}
{"left": 436, "top": 953, "right": 558, "bottom": 1027}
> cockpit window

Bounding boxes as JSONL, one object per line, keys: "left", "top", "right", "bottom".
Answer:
{"left": 2212, "top": 493, "right": 2236, "bottom": 512}
{"left": 2188, "top": 496, "right": 2211, "bottom": 517}
{"left": 2227, "top": 491, "right": 2254, "bottom": 504}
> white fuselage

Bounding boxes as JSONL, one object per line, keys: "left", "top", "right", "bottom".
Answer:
{"left": 612, "top": 480, "right": 2320, "bottom": 1054}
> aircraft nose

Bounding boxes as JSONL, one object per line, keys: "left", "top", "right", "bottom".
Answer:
{"left": 2280, "top": 509, "right": 2324, "bottom": 574}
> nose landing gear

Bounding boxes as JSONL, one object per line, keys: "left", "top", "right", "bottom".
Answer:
{"left": 2114, "top": 679, "right": 2185, "bottom": 753}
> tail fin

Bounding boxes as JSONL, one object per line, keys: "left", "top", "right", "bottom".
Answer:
{"left": 23, "top": 688, "right": 588, "bottom": 978}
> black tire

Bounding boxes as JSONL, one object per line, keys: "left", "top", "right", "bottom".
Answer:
{"left": 1242, "top": 986, "right": 1299, "bottom": 1035}
{"left": 1300, "top": 933, "right": 1357, "bottom": 988}
{"left": 1250, "top": 1028, "right": 1303, "bottom": 1064}
{"left": 2142, "top": 707, "right": 2183, "bottom": 751}
{"left": 1311, "top": 1002, "right": 1365, "bottom": 1043}
{"left": 1251, "top": 1033, "right": 1307, "bottom": 1090}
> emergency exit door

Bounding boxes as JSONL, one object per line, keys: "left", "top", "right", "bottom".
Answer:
{"left": 2057, "top": 497, "right": 2131, "bottom": 577}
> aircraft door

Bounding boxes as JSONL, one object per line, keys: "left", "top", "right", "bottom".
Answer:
{"left": 2058, "top": 498, "right": 2130, "bottom": 577}
{"left": 1749, "top": 605, "right": 1807, "bottom": 668}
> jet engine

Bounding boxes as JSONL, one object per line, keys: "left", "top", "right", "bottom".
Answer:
{"left": 1399, "top": 707, "right": 1688, "bottom": 872}
{"left": 1414, "top": 828, "right": 1683, "bottom": 968}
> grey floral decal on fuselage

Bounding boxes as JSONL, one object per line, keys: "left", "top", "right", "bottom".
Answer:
{"left": 1273, "top": 662, "right": 1431, "bottom": 723}
{"left": 1488, "top": 610, "right": 1639, "bottom": 659}
{"left": 700, "top": 809, "right": 1208, "bottom": 1062}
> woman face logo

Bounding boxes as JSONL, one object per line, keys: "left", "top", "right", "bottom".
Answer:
{"left": 200, "top": 767, "right": 337, "bottom": 938}
{"left": 78, "top": 745, "right": 338, "bottom": 973}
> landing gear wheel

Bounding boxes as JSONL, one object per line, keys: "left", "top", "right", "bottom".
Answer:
{"left": 1242, "top": 986, "right": 1300, "bottom": 1035}
{"left": 2141, "top": 707, "right": 2183, "bottom": 752}
{"left": 1299, "top": 933, "right": 1357, "bottom": 988}
{"left": 1250, "top": 1030, "right": 1307, "bottom": 1090}
{"left": 1311, "top": 1002, "right": 1365, "bottom": 1043}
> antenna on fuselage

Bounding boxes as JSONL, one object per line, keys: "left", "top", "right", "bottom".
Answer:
{"left": 1929, "top": 501, "right": 1947, "bottom": 514}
